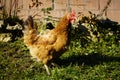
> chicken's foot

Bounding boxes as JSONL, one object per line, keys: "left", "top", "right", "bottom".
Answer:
{"left": 51, "top": 62, "right": 59, "bottom": 67}
{"left": 44, "top": 64, "right": 50, "bottom": 75}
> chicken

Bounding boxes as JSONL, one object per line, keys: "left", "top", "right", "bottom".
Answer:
{"left": 23, "top": 11, "right": 76, "bottom": 75}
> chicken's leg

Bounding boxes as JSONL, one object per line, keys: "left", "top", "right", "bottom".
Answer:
{"left": 44, "top": 64, "right": 50, "bottom": 75}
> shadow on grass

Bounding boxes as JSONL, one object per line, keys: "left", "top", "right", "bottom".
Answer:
{"left": 55, "top": 53, "right": 120, "bottom": 67}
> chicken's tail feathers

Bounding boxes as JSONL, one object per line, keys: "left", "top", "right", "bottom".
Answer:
{"left": 23, "top": 16, "right": 34, "bottom": 30}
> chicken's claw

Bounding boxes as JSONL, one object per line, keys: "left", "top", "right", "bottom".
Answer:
{"left": 44, "top": 64, "right": 50, "bottom": 75}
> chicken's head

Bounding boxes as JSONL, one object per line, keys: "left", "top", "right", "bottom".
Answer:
{"left": 67, "top": 10, "right": 76, "bottom": 24}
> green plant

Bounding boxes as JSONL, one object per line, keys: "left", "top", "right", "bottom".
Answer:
{"left": 41, "top": 7, "right": 53, "bottom": 22}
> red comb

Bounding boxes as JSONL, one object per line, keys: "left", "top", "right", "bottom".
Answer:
{"left": 71, "top": 10, "right": 76, "bottom": 16}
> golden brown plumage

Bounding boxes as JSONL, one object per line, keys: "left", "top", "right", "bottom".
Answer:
{"left": 23, "top": 11, "right": 76, "bottom": 75}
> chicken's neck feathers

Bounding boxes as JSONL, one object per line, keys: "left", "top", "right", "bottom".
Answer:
{"left": 54, "top": 14, "right": 71, "bottom": 33}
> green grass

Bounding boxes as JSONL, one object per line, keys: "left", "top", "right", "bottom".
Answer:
{"left": 0, "top": 37, "right": 120, "bottom": 80}
{"left": 0, "top": 10, "right": 120, "bottom": 80}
